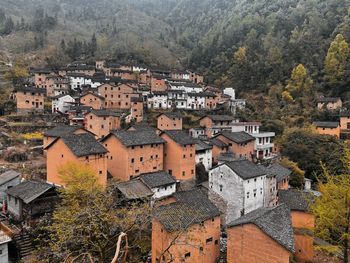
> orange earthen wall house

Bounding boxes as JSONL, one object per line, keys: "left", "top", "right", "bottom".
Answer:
{"left": 43, "top": 126, "right": 89, "bottom": 149}
{"left": 278, "top": 178, "right": 289, "bottom": 190}
{"left": 313, "top": 122, "right": 340, "bottom": 138}
{"left": 152, "top": 217, "right": 221, "bottom": 263}
{"left": 45, "top": 134, "right": 108, "bottom": 187}
{"left": 34, "top": 70, "right": 52, "bottom": 88}
{"left": 139, "top": 72, "right": 149, "bottom": 84}
{"left": 161, "top": 131, "right": 196, "bottom": 181}
{"left": 98, "top": 83, "right": 136, "bottom": 109}
{"left": 130, "top": 98, "right": 144, "bottom": 123}
{"left": 215, "top": 132, "right": 255, "bottom": 161}
{"left": 205, "top": 95, "right": 217, "bottom": 109}
{"left": 84, "top": 110, "right": 122, "bottom": 139}
{"left": 13, "top": 87, "right": 46, "bottom": 113}
{"left": 227, "top": 224, "right": 291, "bottom": 263}
{"left": 151, "top": 76, "right": 168, "bottom": 92}
{"left": 157, "top": 113, "right": 183, "bottom": 131}
{"left": 102, "top": 131, "right": 165, "bottom": 181}
{"left": 209, "top": 139, "right": 229, "bottom": 164}
{"left": 80, "top": 92, "right": 104, "bottom": 110}
{"left": 291, "top": 211, "right": 315, "bottom": 263}
{"left": 110, "top": 70, "right": 136, "bottom": 80}
{"left": 340, "top": 114, "right": 350, "bottom": 130}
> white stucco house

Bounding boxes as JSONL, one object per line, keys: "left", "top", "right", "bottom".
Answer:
{"left": 168, "top": 82, "right": 203, "bottom": 93}
{"left": 208, "top": 159, "right": 268, "bottom": 223}
{"left": 187, "top": 93, "right": 206, "bottom": 110}
{"left": 147, "top": 91, "right": 169, "bottom": 109}
{"left": 52, "top": 94, "right": 76, "bottom": 113}
{"left": 194, "top": 140, "right": 213, "bottom": 171}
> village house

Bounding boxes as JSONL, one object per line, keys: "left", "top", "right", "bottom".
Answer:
{"left": 157, "top": 112, "right": 183, "bottom": 131}
{"left": 45, "top": 75, "right": 70, "bottom": 97}
{"left": 340, "top": 111, "right": 350, "bottom": 131}
{"left": 199, "top": 115, "right": 236, "bottom": 138}
{"left": 80, "top": 92, "right": 105, "bottom": 110}
{"left": 32, "top": 68, "right": 53, "bottom": 89}
{"left": 313, "top": 121, "right": 340, "bottom": 138}
{"left": 214, "top": 131, "right": 255, "bottom": 161}
{"left": 204, "top": 92, "right": 217, "bottom": 109}
{"left": 317, "top": 97, "right": 342, "bottom": 110}
{"left": 279, "top": 189, "right": 315, "bottom": 263}
{"left": 101, "top": 130, "right": 165, "bottom": 181}
{"left": 186, "top": 92, "right": 206, "bottom": 110}
{"left": 231, "top": 122, "right": 276, "bottom": 159}
{"left": 152, "top": 188, "right": 221, "bottom": 263}
{"left": 226, "top": 204, "right": 294, "bottom": 263}
{"left": 194, "top": 139, "right": 213, "bottom": 171}
{"left": 167, "top": 90, "right": 187, "bottom": 109}
{"left": 189, "top": 127, "right": 206, "bottom": 138}
{"left": 43, "top": 125, "right": 91, "bottom": 149}
{"left": 206, "top": 138, "right": 229, "bottom": 165}
{"left": 130, "top": 97, "right": 144, "bottom": 123}
{"left": 0, "top": 170, "right": 21, "bottom": 204}
{"left": 147, "top": 91, "right": 168, "bottom": 109}
{"left": 6, "top": 180, "right": 58, "bottom": 222}
{"left": 12, "top": 86, "right": 46, "bottom": 114}
{"left": 110, "top": 69, "right": 136, "bottom": 81}
{"left": 61, "top": 64, "right": 96, "bottom": 76}
{"left": 188, "top": 71, "right": 204, "bottom": 84}
{"left": 150, "top": 74, "right": 168, "bottom": 92}
{"left": 168, "top": 82, "right": 203, "bottom": 93}
{"left": 45, "top": 133, "right": 108, "bottom": 186}
{"left": 209, "top": 160, "right": 270, "bottom": 223}
{"left": 67, "top": 105, "right": 92, "bottom": 126}
{"left": 98, "top": 83, "right": 137, "bottom": 110}
{"left": 51, "top": 94, "right": 75, "bottom": 114}
{"left": 84, "top": 109, "right": 124, "bottom": 138}
{"left": 116, "top": 171, "right": 177, "bottom": 203}
{"left": 161, "top": 130, "right": 196, "bottom": 181}
{"left": 264, "top": 163, "right": 291, "bottom": 190}
{"left": 170, "top": 70, "right": 190, "bottom": 80}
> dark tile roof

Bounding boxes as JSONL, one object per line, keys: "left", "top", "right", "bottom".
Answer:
{"left": 201, "top": 115, "right": 235, "bottom": 122}
{"left": 116, "top": 179, "right": 153, "bottom": 200}
{"left": 0, "top": 170, "right": 21, "bottom": 186}
{"left": 158, "top": 112, "right": 182, "bottom": 119}
{"left": 89, "top": 109, "right": 124, "bottom": 117}
{"left": 6, "top": 180, "right": 55, "bottom": 204}
{"left": 194, "top": 139, "right": 213, "bottom": 152}
{"left": 61, "top": 133, "right": 107, "bottom": 157}
{"left": 207, "top": 138, "right": 228, "bottom": 148}
{"left": 80, "top": 92, "right": 105, "bottom": 100}
{"left": 340, "top": 111, "right": 350, "bottom": 117}
{"left": 218, "top": 131, "right": 255, "bottom": 143}
{"left": 265, "top": 163, "right": 291, "bottom": 182}
{"left": 312, "top": 121, "right": 339, "bottom": 128}
{"left": 108, "top": 130, "right": 165, "bottom": 147}
{"left": 278, "top": 189, "right": 313, "bottom": 212}
{"left": 217, "top": 152, "right": 236, "bottom": 163}
{"left": 44, "top": 125, "right": 84, "bottom": 137}
{"left": 162, "top": 130, "right": 196, "bottom": 146}
{"left": 152, "top": 91, "right": 168, "bottom": 96}
{"left": 140, "top": 171, "right": 176, "bottom": 188}
{"left": 127, "top": 122, "right": 158, "bottom": 133}
{"left": 225, "top": 160, "right": 266, "bottom": 180}
{"left": 154, "top": 188, "right": 220, "bottom": 232}
{"left": 15, "top": 86, "right": 46, "bottom": 94}
{"left": 228, "top": 204, "right": 295, "bottom": 252}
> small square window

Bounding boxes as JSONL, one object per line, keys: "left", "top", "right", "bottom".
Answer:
{"left": 184, "top": 252, "right": 191, "bottom": 258}
{"left": 131, "top": 158, "right": 134, "bottom": 163}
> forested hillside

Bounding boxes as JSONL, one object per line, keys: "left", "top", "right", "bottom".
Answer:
{"left": 1, "top": 0, "right": 350, "bottom": 94}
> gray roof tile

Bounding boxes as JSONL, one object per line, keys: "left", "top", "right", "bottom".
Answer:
{"left": 228, "top": 204, "right": 295, "bottom": 253}
{"left": 265, "top": 163, "right": 292, "bottom": 182}
{"left": 116, "top": 179, "right": 153, "bottom": 200}
{"left": 61, "top": 133, "right": 107, "bottom": 157}
{"left": 0, "top": 170, "right": 21, "bottom": 186}
{"left": 312, "top": 121, "right": 339, "bottom": 128}
{"left": 140, "top": 171, "right": 176, "bottom": 188}
{"left": 278, "top": 189, "right": 313, "bottom": 212}
{"left": 154, "top": 188, "right": 220, "bottom": 232}
{"left": 6, "top": 180, "right": 55, "bottom": 204}
{"left": 225, "top": 160, "right": 266, "bottom": 180}
{"left": 162, "top": 130, "right": 196, "bottom": 146}
{"left": 218, "top": 131, "right": 255, "bottom": 144}
{"left": 44, "top": 125, "right": 84, "bottom": 137}
{"left": 110, "top": 130, "right": 165, "bottom": 147}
